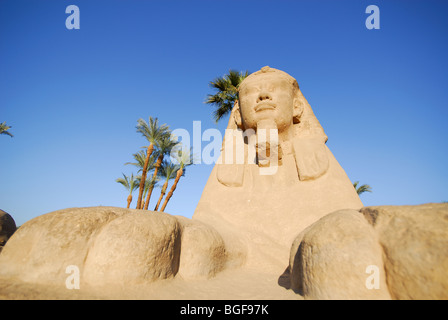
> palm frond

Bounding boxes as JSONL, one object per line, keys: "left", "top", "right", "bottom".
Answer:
{"left": 353, "top": 181, "right": 372, "bottom": 195}
{"left": 0, "top": 121, "right": 13, "bottom": 137}
{"left": 205, "top": 69, "right": 249, "bottom": 122}
{"left": 227, "top": 69, "right": 247, "bottom": 87}
{"left": 209, "top": 77, "right": 230, "bottom": 91}
{"left": 144, "top": 174, "right": 159, "bottom": 190}
{"left": 213, "top": 101, "right": 234, "bottom": 122}
{"left": 156, "top": 133, "right": 179, "bottom": 155}
{"left": 129, "top": 173, "right": 140, "bottom": 192}
{"left": 116, "top": 173, "right": 140, "bottom": 193}
{"left": 159, "top": 160, "right": 180, "bottom": 180}
{"left": 125, "top": 150, "right": 157, "bottom": 173}
{"left": 170, "top": 144, "right": 197, "bottom": 169}
{"left": 116, "top": 173, "right": 131, "bottom": 190}
{"left": 136, "top": 117, "right": 171, "bottom": 146}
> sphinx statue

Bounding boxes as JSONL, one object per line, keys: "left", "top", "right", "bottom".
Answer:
{"left": 193, "top": 66, "right": 363, "bottom": 270}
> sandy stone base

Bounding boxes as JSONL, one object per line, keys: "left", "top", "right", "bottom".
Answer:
{"left": 0, "top": 267, "right": 300, "bottom": 300}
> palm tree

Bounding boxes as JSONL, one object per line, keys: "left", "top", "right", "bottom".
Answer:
{"left": 0, "top": 122, "right": 13, "bottom": 137}
{"left": 135, "top": 117, "right": 170, "bottom": 209}
{"left": 353, "top": 181, "right": 372, "bottom": 195}
{"left": 205, "top": 69, "right": 249, "bottom": 122}
{"left": 160, "top": 146, "right": 194, "bottom": 212}
{"left": 143, "top": 134, "right": 178, "bottom": 210}
{"left": 154, "top": 160, "right": 180, "bottom": 211}
{"left": 116, "top": 173, "right": 140, "bottom": 208}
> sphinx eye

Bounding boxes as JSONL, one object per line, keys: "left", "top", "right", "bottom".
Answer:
{"left": 247, "top": 87, "right": 259, "bottom": 95}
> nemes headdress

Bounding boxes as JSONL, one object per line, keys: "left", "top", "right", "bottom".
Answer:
{"left": 217, "top": 66, "right": 329, "bottom": 186}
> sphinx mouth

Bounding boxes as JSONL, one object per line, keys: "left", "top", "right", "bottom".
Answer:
{"left": 254, "top": 102, "right": 276, "bottom": 112}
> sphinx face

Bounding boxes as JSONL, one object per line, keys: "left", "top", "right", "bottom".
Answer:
{"left": 238, "top": 73, "right": 296, "bottom": 132}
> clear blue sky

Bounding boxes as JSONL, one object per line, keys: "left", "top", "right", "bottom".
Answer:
{"left": 1, "top": 0, "right": 447, "bottom": 226}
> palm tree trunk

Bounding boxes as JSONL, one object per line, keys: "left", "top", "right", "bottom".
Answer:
{"left": 138, "top": 188, "right": 147, "bottom": 209}
{"left": 160, "top": 168, "right": 183, "bottom": 212}
{"left": 126, "top": 194, "right": 132, "bottom": 209}
{"left": 154, "top": 182, "right": 168, "bottom": 211}
{"left": 143, "top": 154, "right": 163, "bottom": 210}
{"left": 136, "top": 144, "right": 154, "bottom": 209}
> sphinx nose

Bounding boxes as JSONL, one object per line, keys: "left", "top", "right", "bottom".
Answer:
{"left": 257, "top": 91, "right": 272, "bottom": 103}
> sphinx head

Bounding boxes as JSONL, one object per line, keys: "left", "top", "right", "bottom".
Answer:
{"left": 235, "top": 66, "right": 304, "bottom": 135}
{"left": 231, "top": 66, "right": 327, "bottom": 145}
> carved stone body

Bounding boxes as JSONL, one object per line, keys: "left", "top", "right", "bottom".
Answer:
{"left": 194, "top": 67, "right": 362, "bottom": 269}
